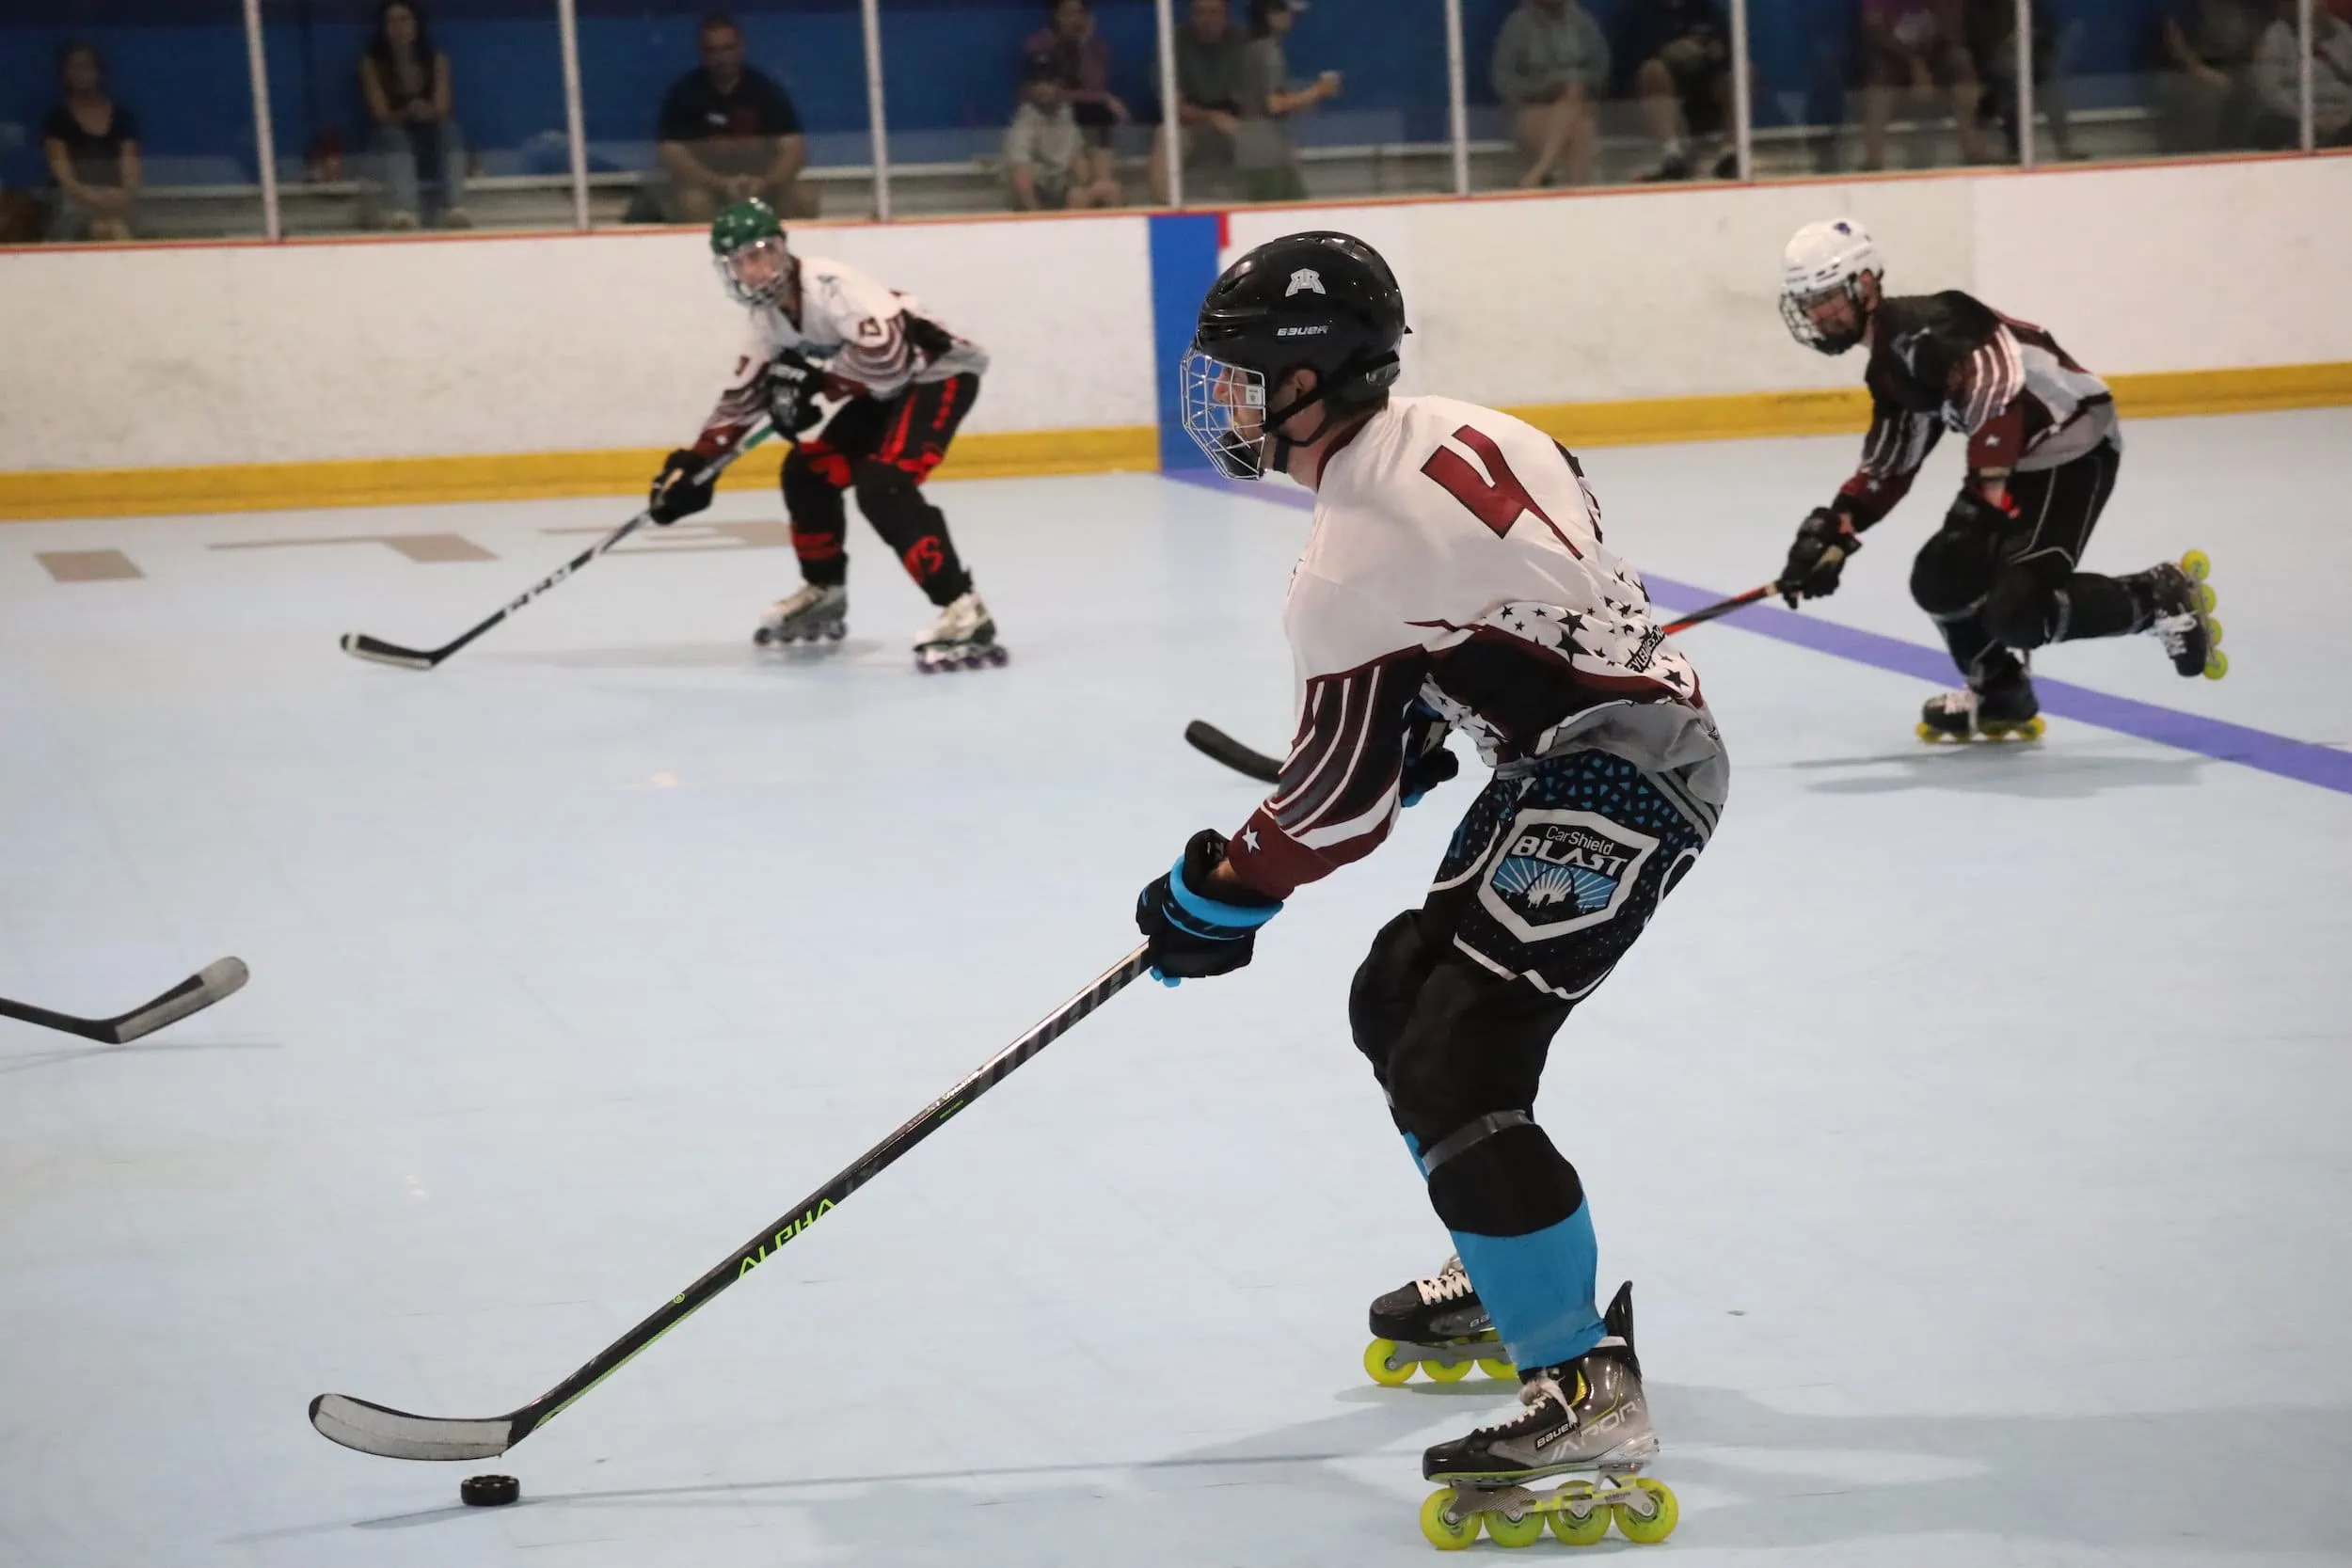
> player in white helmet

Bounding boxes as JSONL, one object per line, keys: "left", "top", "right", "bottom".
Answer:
{"left": 646, "top": 199, "right": 1005, "bottom": 672}
{"left": 1775, "top": 217, "right": 2223, "bottom": 741}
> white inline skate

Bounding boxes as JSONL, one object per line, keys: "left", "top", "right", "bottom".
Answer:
{"left": 753, "top": 583, "right": 849, "bottom": 646}
{"left": 914, "top": 590, "right": 1008, "bottom": 673}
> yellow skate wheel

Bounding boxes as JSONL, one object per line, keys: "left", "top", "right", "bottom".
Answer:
{"left": 1612, "top": 1478, "right": 1680, "bottom": 1544}
{"left": 2206, "top": 616, "right": 2223, "bottom": 645}
{"left": 1916, "top": 722, "right": 1953, "bottom": 744}
{"left": 1420, "top": 1488, "right": 1480, "bottom": 1550}
{"left": 1422, "top": 1355, "right": 1473, "bottom": 1383}
{"left": 1365, "top": 1339, "right": 1417, "bottom": 1387}
{"left": 2181, "top": 549, "right": 2210, "bottom": 582}
{"left": 1549, "top": 1482, "right": 1613, "bottom": 1546}
{"left": 2195, "top": 582, "right": 2217, "bottom": 614}
{"left": 1486, "top": 1504, "right": 1546, "bottom": 1548}
{"left": 2205, "top": 647, "right": 2230, "bottom": 680}
{"left": 1478, "top": 1357, "right": 1517, "bottom": 1380}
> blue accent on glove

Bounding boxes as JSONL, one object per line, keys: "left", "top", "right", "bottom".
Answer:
{"left": 1164, "top": 855, "right": 1285, "bottom": 932}
{"left": 1136, "top": 829, "right": 1284, "bottom": 986}
{"left": 1449, "top": 1204, "right": 1603, "bottom": 1370}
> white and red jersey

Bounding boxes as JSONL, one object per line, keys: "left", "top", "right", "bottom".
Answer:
{"left": 1225, "top": 396, "right": 1729, "bottom": 902}
{"left": 692, "top": 254, "right": 990, "bottom": 456}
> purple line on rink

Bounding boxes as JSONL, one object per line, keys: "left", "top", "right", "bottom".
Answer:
{"left": 1165, "top": 469, "right": 2352, "bottom": 798}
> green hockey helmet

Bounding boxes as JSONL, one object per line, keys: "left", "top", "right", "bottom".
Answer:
{"left": 710, "top": 199, "right": 792, "bottom": 308}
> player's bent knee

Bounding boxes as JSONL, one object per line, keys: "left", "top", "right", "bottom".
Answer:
{"left": 1980, "top": 569, "right": 2059, "bottom": 649}
{"left": 851, "top": 458, "right": 921, "bottom": 514}
{"left": 1349, "top": 910, "right": 1438, "bottom": 1070}
{"left": 1425, "top": 1121, "right": 1584, "bottom": 1237}
{"left": 783, "top": 445, "right": 851, "bottom": 499}
{"left": 1910, "top": 527, "right": 1997, "bottom": 617}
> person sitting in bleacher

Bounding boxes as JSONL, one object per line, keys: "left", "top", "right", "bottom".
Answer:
{"left": 41, "top": 40, "right": 140, "bottom": 244}
{"left": 1493, "top": 0, "right": 1610, "bottom": 188}
{"left": 1025, "top": 0, "right": 1130, "bottom": 158}
{"left": 2153, "top": 0, "right": 2261, "bottom": 151}
{"left": 1613, "top": 0, "right": 1737, "bottom": 180}
{"left": 1006, "top": 50, "right": 1122, "bottom": 210}
{"left": 2249, "top": 0, "right": 2352, "bottom": 146}
{"left": 657, "top": 11, "right": 818, "bottom": 223}
{"left": 1152, "top": 0, "right": 1248, "bottom": 203}
{"left": 1851, "top": 0, "right": 1990, "bottom": 168}
{"left": 360, "top": 0, "right": 470, "bottom": 230}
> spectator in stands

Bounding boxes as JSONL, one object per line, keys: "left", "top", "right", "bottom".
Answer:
{"left": 1025, "top": 0, "right": 1129, "bottom": 154}
{"left": 1152, "top": 0, "right": 1248, "bottom": 203}
{"left": 2250, "top": 0, "right": 2352, "bottom": 145}
{"left": 41, "top": 40, "right": 140, "bottom": 243}
{"left": 360, "top": 1, "right": 470, "bottom": 230}
{"left": 1613, "top": 0, "right": 1736, "bottom": 180}
{"left": 1852, "top": 0, "right": 1988, "bottom": 168}
{"left": 1007, "top": 51, "right": 1122, "bottom": 209}
{"left": 1966, "top": 0, "right": 2079, "bottom": 160}
{"left": 2154, "top": 0, "right": 2262, "bottom": 150}
{"left": 1236, "top": 0, "right": 1342, "bottom": 202}
{"left": 658, "top": 12, "right": 818, "bottom": 222}
{"left": 1493, "top": 0, "right": 1610, "bottom": 188}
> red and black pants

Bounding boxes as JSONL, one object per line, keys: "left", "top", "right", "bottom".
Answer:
{"left": 782, "top": 372, "right": 979, "bottom": 606}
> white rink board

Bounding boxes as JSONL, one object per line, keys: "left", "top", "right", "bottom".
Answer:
{"left": 2, "top": 156, "right": 2346, "bottom": 474}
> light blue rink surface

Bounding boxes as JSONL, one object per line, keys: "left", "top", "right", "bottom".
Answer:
{"left": 2, "top": 410, "right": 2348, "bottom": 1568}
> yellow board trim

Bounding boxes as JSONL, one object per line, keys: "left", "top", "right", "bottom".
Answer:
{"left": 5, "top": 361, "right": 2349, "bottom": 521}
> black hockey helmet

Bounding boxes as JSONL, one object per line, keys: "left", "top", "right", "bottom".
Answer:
{"left": 1183, "top": 230, "right": 1406, "bottom": 479}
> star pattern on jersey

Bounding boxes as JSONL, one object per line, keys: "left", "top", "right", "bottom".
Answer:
{"left": 1241, "top": 827, "right": 1261, "bottom": 853}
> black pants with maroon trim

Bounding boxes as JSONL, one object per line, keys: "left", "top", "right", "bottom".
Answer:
{"left": 781, "top": 372, "right": 979, "bottom": 606}
{"left": 1906, "top": 436, "right": 2145, "bottom": 689}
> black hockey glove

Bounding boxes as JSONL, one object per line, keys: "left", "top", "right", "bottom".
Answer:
{"left": 1779, "top": 506, "right": 1861, "bottom": 607}
{"left": 1135, "top": 829, "right": 1285, "bottom": 987}
{"left": 765, "top": 351, "right": 826, "bottom": 436}
{"left": 1399, "top": 703, "right": 1460, "bottom": 809}
{"left": 647, "top": 449, "right": 715, "bottom": 526}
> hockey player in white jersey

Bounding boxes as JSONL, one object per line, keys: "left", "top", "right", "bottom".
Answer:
{"left": 647, "top": 199, "right": 1005, "bottom": 671}
{"left": 1132, "top": 232, "right": 1724, "bottom": 1547}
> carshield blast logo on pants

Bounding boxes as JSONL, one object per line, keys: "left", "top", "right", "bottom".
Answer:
{"left": 1478, "top": 810, "right": 1659, "bottom": 943}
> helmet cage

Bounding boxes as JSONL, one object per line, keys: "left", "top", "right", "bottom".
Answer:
{"left": 1781, "top": 274, "right": 1872, "bottom": 355}
{"left": 1182, "top": 349, "right": 1271, "bottom": 480}
{"left": 717, "top": 234, "right": 793, "bottom": 309}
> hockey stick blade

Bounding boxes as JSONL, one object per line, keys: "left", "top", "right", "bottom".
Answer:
{"left": 339, "top": 632, "right": 442, "bottom": 671}
{"left": 309, "top": 1394, "right": 521, "bottom": 1462}
{"left": 0, "top": 957, "right": 250, "bottom": 1044}
{"left": 309, "top": 943, "right": 1152, "bottom": 1461}
{"left": 336, "top": 424, "right": 780, "bottom": 672}
{"left": 1184, "top": 721, "right": 1281, "bottom": 784}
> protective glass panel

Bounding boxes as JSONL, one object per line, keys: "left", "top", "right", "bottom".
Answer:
{"left": 261, "top": 0, "right": 571, "bottom": 236}
{"left": 1469, "top": 0, "right": 1750, "bottom": 189}
{"left": 1158, "top": 0, "right": 1456, "bottom": 205}
{"left": 879, "top": 0, "right": 1148, "bottom": 217}
{"left": 1742, "top": 0, "right": 2021, "bottom": 176}
{"left": 3, "top": 0, "right": 263, "bottom": 243}
{"left": 580, "top": 1, "right": 874, "bottom": 229}
{"left": 2058, "top": 0, "right": 2265, "bottom": 161}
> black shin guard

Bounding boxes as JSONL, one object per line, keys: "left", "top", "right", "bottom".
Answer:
{"left": 853, "top": 460, "right": 972, "bottom": 606}
{"left": 781, "top": 448, "right": 850, "bottom": 589}
{"left": 1424, "top": 1117, "right": 1586, "bottom": 1237}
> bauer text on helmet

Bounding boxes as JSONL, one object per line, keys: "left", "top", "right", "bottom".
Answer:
{"left": 1182, "top": 231, "right": 1407, "bottom": 481}
{"left": 1779, "top": 218, "right": 1883, "bottom": 356}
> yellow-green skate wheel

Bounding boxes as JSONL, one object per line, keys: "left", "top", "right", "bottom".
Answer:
{"left": 2206, "top": 616, "right": 2223, "bottom": 645}
{"left": 1612, "top": 1478, "right": 1680, "bottom": 1544}
{"left": 1478, "top": 1356, "right": 1517, "bottom": 1380}
{"left": 1549, "top": 1481, "right": 1613, "bottom": 1546}
{"left": 1486, "top": 1504, "right": 1546, "bottom": 1548}
{"left": 2195, "top": 582, "right": 2217, "bottom": 613}
{"left": 2182, "top": 549, "right": 2210, "bottom": 582}
{"left": 2205, "top": 647, "right": 2229, "bottom": 680}
{"left": 1365, "top": 1338, "right": 1416, "bottom": 1387}
{"left": 1420, "top": 1488, "right": 1479, "bottom": 1550}
{"left": 1422, "top": 1355, "right": 1473, "bottom": 1383}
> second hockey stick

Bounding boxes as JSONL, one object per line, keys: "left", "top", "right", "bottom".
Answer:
{"left": 1183, "top": 583, "right": 1788, "bottom": 784}
{"left": 340, "top": 424, "right": 781, "bottom": 671}
{"left": 0, "top": 958, "right": 249, "bottom": 1044}
{"left": 309, "top": 942, "right": 1152, "bottom": 1462}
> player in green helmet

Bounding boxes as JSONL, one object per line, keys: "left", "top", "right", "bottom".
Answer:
{"left": 648, "top": 199, "right": 1007, "bottom": 672}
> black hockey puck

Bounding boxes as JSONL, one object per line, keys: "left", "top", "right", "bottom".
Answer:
{"left": 460, "top": 1474, "right": 520, "bottom": 1508}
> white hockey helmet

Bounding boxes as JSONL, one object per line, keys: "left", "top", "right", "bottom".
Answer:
{"left": 1779, "top": 218, "right": 1883, "bottom": 355}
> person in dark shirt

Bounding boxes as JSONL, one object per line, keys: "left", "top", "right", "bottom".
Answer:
{"left": 1152, "top": 0, "right": 1248, "bottom": 203}
{"left": 657, "top": 12, "right": 818, "bottom": 222}
{"left": 360, "top": 0, "right": 470, "bottom": 230}
{"left": 1025, "top": 0, "right": 1129, "bottom": 151}
{"left": 1774, "top": 218, "right": 2224, "bottom": 744}
{"left": 42, "top": 40, "right": 140, "bottom": 243}
{"left": 1613, "top": 0, "right": 1736, "bottom": 180}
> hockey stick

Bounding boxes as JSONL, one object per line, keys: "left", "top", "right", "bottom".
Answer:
{"left": 339, "top": 423, "right": 782, "bottom": 671}
{"left": 309, "top": 942, "right": 1152, "bottom": 1462}
{"left": 0, "top": 958, "right": 249, "bottom": 1045}
{"left": 1183, "top": 584, "right": 1790, "bottom": 784}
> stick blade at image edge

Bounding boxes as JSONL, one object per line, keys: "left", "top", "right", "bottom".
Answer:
{"left": 111, "top": 957, "right": 252, "bottom": 1043}
{"left": 310, "top": 1394, "right": 518, "bottom": 1461}
{"left": 340, "top": 634, "right": 437, "bottom": 671}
